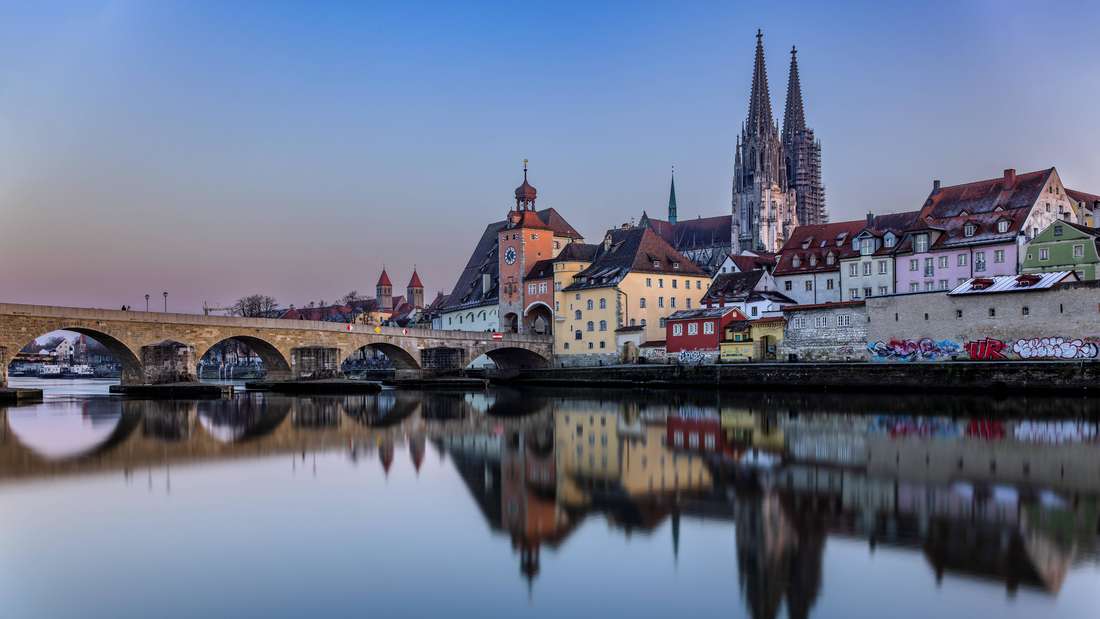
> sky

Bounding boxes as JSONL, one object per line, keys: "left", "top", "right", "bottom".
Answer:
{"left": 2, "top": 0, "right": 1099, "bottom": 313}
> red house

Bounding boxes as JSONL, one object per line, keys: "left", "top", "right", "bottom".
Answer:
{"left": 665, "top": 307, "right": 747, "bottom": 355}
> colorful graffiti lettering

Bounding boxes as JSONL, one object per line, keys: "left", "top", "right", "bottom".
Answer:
{"left": 1012, "top": 337, "right": 1099, "bottom": 360}
{"left": 867, "top": 338, "right": 961, "bottom": 361}
{"left": 964, "top": 338, "right": 1007, "bottom": 360}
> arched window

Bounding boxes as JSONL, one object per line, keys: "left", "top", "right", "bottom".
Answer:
{"left": 574, "top": 330, "right": 582, "bottom": 340}
{"left": 640, "top": 318, "right": 647, "bottom": 327}
{"left": 586, "top": 299, "right": 594, "bottom": 310}
{"left": 586, "top": 321, "right": 594, "bottom": 332}
{"left": 599, "top": 298, "right": 607, "bottom": 309}
{"left": 826, "top": 253, "right": 835, "bottom": 265}
{"left": 574, "top": 309, "right": 582, "bottom": 320}
{"left": 792, "top": 255, "right": 801, "bottom": 268}
{"left": 640, "top": 297, "right": 647, "bottom": 308}
{"left": 599, "top": 320, "right": 607, "bottom": 331}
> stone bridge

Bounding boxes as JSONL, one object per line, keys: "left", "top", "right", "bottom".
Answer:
{"left": 0, "top": 303, "right": 552, "bottom": 385}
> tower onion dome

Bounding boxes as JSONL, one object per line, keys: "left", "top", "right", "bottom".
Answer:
{"left": 515, "top": 158, "right": 537, "bottom": 208}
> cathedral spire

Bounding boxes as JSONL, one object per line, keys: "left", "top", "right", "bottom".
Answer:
{"left": 782, "top": 45, "right": 806, "bottom": 140}
{"left": 668, "top": 167, "right": 678, "bottom": 225}
{"left": 746, "top": 29, "right": 775, "bottom": 135}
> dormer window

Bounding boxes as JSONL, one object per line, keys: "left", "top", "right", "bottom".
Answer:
{"left": 997, "top": 220, "right": 1009, "bottom": 234}
{"left": 884, "top": 232, "right": 896, "bottom": 248}
{"left": 826, "top": 252, "right": 835, "bottom": 265}
{"left": 964, "top": 223, "right": 977, "bottom": 237}
{"left": 653, "top": 260, "right": 660, "bottom": 268}
{"left": 860, "top": 238, "right": 874, "bottom": 256}
{"left": 801, "top": 239, "right": 811, "bottom": 250}
{"left": 672, "top": 262, "right": 680, "bottom": 270}
{"left": 809, "top": 254, "right": 817, "bottom": 266}
{"left": 792, "top": 255, "right": 801, "bottom": 268}
{"left": 914, "top": 233, "right": 929, "bottom": 253}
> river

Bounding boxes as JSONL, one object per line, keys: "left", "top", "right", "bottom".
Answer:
{"left": 1, "top": 379, "right": 1098, "bottom": 618}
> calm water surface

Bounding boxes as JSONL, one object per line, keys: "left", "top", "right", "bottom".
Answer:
{"left": 2, "top": 380, "right": 1099, "bottom": 618}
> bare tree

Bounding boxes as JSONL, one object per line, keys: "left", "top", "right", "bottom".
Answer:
{"left": 341, "top": 290, "right": 360, "bottom": 304}
{"left": 232, "top": 295, "right": 279, "bottom": 317}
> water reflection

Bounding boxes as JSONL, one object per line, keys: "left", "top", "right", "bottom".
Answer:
{"left": 2, "top": 389, "right": 1099, "bottom": 617}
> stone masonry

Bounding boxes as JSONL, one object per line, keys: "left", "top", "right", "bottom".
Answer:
{"left": 0, "top": 303, "right": 552, "bottom": 386}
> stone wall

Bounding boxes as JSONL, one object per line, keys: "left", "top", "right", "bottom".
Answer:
{"left": 555, "top": 352, "right": 619, "bottom": 367}
{"left": 0, "top": 347, "right": 6, "bottom": 387}
{"left": 141, "top": 342, "right": 197, "bottom": 384}
{"left": 865, "top": 281, "right": 1100, "bottom": 361}
{"left": 780, "top": 304, "right": 868, "bottom": 361}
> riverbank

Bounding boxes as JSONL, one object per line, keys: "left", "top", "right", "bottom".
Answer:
{"left": 495, "top": 361, "right": 1100, "bottom": 394}
{"left": 0, "top": 387, "right": 43, "bottom": 403}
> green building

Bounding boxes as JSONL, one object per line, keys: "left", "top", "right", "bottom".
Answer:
{"left": 1022, "top": 220, "right": 1100, "bottom": 280}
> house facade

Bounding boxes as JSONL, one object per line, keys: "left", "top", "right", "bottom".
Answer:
{"left": 837, "top": 211, "right": 920, "bottom": 300}
{"left": 665, "top": 307, "right": 747, "bottom": 362}
{"left": 779, "top": 301, "right": 868, "bottom": 361}
{"left": 701, "top": 270, "right": 795, "bottom": 318}
{"left": 1021, "top": 221, "right": 1100, "bottom": 280}
{"left": 773, "top": 220, "right": 865, "bottom": 305}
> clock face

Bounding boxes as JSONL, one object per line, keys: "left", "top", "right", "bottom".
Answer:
{"left": 504, "top": 247, "right": 517, "bottom": 265}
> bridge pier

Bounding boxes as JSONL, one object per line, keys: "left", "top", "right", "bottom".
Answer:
{"left": 141, "top": 342, "right": 197, "bottom": 384}
{"left": 0, "top": 347, "right": 7, "bottom": 388}
{"left": 292, "top": 347, "right": 342, "bottom": 380}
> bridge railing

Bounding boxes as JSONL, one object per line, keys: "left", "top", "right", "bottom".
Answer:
{"left": 0, "top": 303, "right": 551, "bottom": 344}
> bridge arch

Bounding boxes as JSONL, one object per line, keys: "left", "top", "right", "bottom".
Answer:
{"left": 523, "top": 302, "right": 553, "bottom": 336}
{"left": 7, "top": 327, "right": 144, "bottom": 385}
{"left": 342, "top": 342, "right": 420, "bottom": 370}
{"left": 194, "top": 335, "right": 292, "bottom": 381}
{"left": 469, "top": 343, "right": 551, "bottom": 370}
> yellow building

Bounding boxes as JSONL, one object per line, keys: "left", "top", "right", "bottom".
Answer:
{"left": 719, "top": 316, "right": 786, "bottom": 362}
{"left": 556, "top": 226, "right": 709, "bottom": 363}
{"left": 620, "top": 423, "right": 712, "bottom": 497}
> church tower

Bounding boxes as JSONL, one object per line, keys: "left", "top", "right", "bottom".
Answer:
{"left": 376, "top": 267, "right": 393, "bottom": 311}
{"left": 732, "top": 30, "right": 799, "bottom": 253}
{"left": 667, "top": 168, "right": 678, "bottom": 225}
{"left": 407, "top": 269, "right": 425, "bottom": 309}
{"left": 782, "top": 46, "right": 827, "bottom": 226}
{"left": 497, "top": 160, "right": 554, "bottom": 333}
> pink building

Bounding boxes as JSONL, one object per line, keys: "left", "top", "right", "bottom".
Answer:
{"left": 895, "top": 168, "right": 1083, "bottom": 293}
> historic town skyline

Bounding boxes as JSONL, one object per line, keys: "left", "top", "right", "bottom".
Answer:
{"left": 2, "top": 2, "right": 1099, "bottom": 312}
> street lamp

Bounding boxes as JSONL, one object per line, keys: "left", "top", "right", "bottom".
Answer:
{"left": 163, "top": 291, "right": 168, "bottom": 313}
{"left": 145, "top": 294, "right": 150, "bottom": 312}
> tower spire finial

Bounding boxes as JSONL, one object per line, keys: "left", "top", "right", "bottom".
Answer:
{"left": 746, "top": 29, "right": 774, "bottom": 134}
{"left": 667, "top": 165, "right": 678, "bottom": 225}
{"left": 782, "top": 40, "right": 807, "bottom": 140}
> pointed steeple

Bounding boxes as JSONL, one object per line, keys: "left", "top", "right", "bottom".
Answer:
{"left": 782, "top": 45, "right": 806, "bottom": 140}
{"left": 667, "top": 167, "right": 678, "bottom": 225}
{"left": 746, "top": 29, "right": 775, "bottom": 135}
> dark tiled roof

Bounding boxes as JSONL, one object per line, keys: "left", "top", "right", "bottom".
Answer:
{"left": 539, "top": 208, "right": 584, "bottom": 239}
{"left": 921, "top": 169, "right": 1051, "bottom": 219}
{"left": 556, "top": 242, "right": 598, "bottom": 262}
{"left": 667, "top": 307, "right": 742, "bottom": 321}
{"left": 1067, "top": 188, "right": 1100, "bottom": 206}
{"left": 526, "top": 259, "right": 555, "bottom": 280}
{"left": 727, "top": 252, "right": 777, "bottom": 272}
{"left": 644, "top": 213, "right": 733, "bottom": 252}
{"left": 564, "top": 226, "right": 704, "bottom": 292}
{"left": 702, "top": 271, "right": 765, "bottom": 304}
{"left": 773, "top": 220, "right": 866, "bottom": 276}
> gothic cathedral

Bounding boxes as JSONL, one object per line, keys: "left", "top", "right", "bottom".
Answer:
{"left": 733, "top": 30, "right": 826, "bottom": 253}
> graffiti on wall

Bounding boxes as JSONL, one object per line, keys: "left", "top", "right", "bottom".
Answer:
{"left": 964, "top": 338, "right": 1007, "bottom": 360}
{"left": 867, "top": 338, "right": 961, "bottom": 361}
{"left": 1012, "top": 337, "right": 1099, "bottom": 360}
{"left": 677, "top": 349, "right": 708, "bottom": 365}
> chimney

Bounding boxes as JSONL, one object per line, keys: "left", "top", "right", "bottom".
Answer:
{"left": 1004, "top": 168, "right": 1016, "bottom": 187}
{"left": 933, "top": 179, "right": 941, "bottom": 191}
{"left": 482, "top": 273, "right": 491, "bottom": 295}
{"left": 866, "top": 212, "right": 874, "bottom": 228}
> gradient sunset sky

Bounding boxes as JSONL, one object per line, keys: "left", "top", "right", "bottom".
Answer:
{"left": 2, "top": 1, "right": 1098, "bottom": 312}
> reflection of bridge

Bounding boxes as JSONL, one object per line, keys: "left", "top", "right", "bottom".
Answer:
{"left": 0, "top": 303, "right": 552, "bottom": 385}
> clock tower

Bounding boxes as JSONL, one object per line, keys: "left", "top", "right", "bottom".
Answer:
{"left": 498, "top": 160, "right": 554, "bottom": 333}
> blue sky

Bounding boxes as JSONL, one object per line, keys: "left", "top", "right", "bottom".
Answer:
{"left": 1, "top": 1, "right": 1098, "bottom": 311}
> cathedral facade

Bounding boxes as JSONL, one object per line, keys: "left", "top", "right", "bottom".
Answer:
{"left": 733, "top": 30, "right": 826, "bottom": 253}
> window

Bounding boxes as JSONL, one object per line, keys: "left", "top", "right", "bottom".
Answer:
{"left": 527, "top": 283, "right": 536, "bottom": 295}
{"left": 850, "top": 288, "right": 860, "bottom": 299}
{"left": 826, "top": 253, "right": 835, "bottom": 265}
{"left": 555, "top": 301, "right": 560, "bottom": 312}
{"left": 938, "top": 279, "right": 949, "bottom": 290}
{"left": 640, "top": 318, "right": 647, "bottom": 327}
{"left": 997, "top": 220, "right": 1009, "bottom": 233}
{"left": 826, "top": 279, "right": 834, "bottom": 290}
{"left": 658, "top": 279, "right": 664, "bottom": 288}
{"left": 704, "top": 434, "right": 715, "bottom": 450}
{"left": 687, "top": 322, "right": 698, "bottom": 335}
{"left": 574, "top": 309, "right": 582, "bottom": 320}
{"left": 672, "top": 262, "right": 680, "bottom": 270}
{"left": 958, "top": 254, "right": 968, "bottom": 267}
{"left": 975, "top": 251, "right": 986, "bottom": 272}
{"left": 538, "top": 282, "right": 547, "bottom": 294}
{"left": 695, "top": 280, "right": 701, "bottom": 289}
{"left": 640, "top": 297, "right": 647, "bottom": 309}
{"left": 862, "top": 262, "right": 872, "bottom": 276}
{"left": 784, "top": 281, "right": 792, "bottom": 291}
{"left": 672, "top": 323, "right": 683, "bottom": 336}
{"left": 751, "top": 306, "right": 758, "bottom": 316}
{"left": 1022, "top": 306, "right": 1030, "bottom": 316}
{"left": 863, "top": 287, "right": 873, "bottom": 298}
{"left": 1039, "top": 248, "right": 1049, "bottom": 261}
{"left": 988, "top": 308, "right": 996, "bottom": 318}
{"left": 599, "top": 341, "right": 606, "bottom": 349}
{"left": 915, "top": 234, "right": 929, "bottom": 253}
{"left": 658, "top": 297, "right": 664, "bottom": 308}
{"left": 878, "top": 260, "right": 888, "bottom": 275}
{"left": 792, "top": 317, "right": 807, "bottom": 329}
{"left": 860, "top": 238, "right": 874, "bottom": 255}
{"left": 670, "top": 297, "right": 676, "bottom": 308}
{"left": 588, "top": 342, "right": 593, "bottom": 349}
{"left": 809, "top": 255, "right": 817, "bottom": 267}
{"left": 923, "top": 281, "right": 934, "bottom": 291}
{"left": 672, "top": 279, "right": 678, "bottom": 289}
{"left": 646, "top": 278, "right": 652, "bottom": 287}
{"left": 814, "top": 315, "right": 828, "bottom": 328}
{"left": 994, "top": 249, "right": 1005, "bottom": 263}
{"left": 909, "top": 283, "right": 920, "bottom": 292}
{"left": 805, "top": 280, "right": 813, "bottom": 291}
{"left": 849, "top": 263, "right": 859, "bottom": 277}
{"left": 653, "top": 260, "right": 660, "bottom": 268}
{"left": 586, "top": 321, "right": 594, "bottom": 332}
{"left": 1054, "top": 225, "right": 1063, "bottom": 237}
{"left": 924, "top": 258, "right": 934, "bottom": 277}
{"left": 599, "top": 298, "right": 607, "bottom": 309}
{"left": 574, "top": 330, "right": 582, "bottom": 340}
{"left": 878, "top": 286, "right": 888, "bottom": 295}
{"left": 687, "top": 298, "right": 692, "bottom": 308}
{"left": 793, "top": 255, "right": 802, "bottom": 268}
{"left": 909, "top": 259, "right": 918, "bottom": 272}
{"left": 703, "top": 321, "right": 715, "bottom": 335}
{"left": 884, "top": 233, "right": 896, "bottom": 248}
{"left": 586, "top": 299, "right": 594, "bottom": 310}
{"left": 964, "top": 223, "right": 976, "bottom": 237}
{"left": 938, "top": 256, "right": 948, "bottom": 268}
{"left": 1074, "top": 244, "right": 1085, "bottom": 258}
{"left": 838, "top": 314, "right": 851, "bottom": 327}
{"left": 599, "top": 320, "right": 607, "bottom": 331}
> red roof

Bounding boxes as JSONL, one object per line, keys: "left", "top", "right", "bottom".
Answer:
{"left": 920, "top": 168, "right": 1051, "bottom": 219}
{"left": 782, "top": 300, "right": 865, "bottom": 312}
{"left": 727, "top": 252, "right": 776, "bottom": 272}
{"left": 407, "top": 270, "right": 423, "bottom": 289}
{"left": 377, "top": 269, "right": 392, "bottom": 287}
{"left": 773, "top": 220, "right": 866, "bottom": 276}
{"left": 1067, "top": 188, "right": 1100, "bottom": 206}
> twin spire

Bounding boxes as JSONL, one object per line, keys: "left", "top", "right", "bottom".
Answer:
{"left": 747, "top": 29, "right": 806, "bottom": 139}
